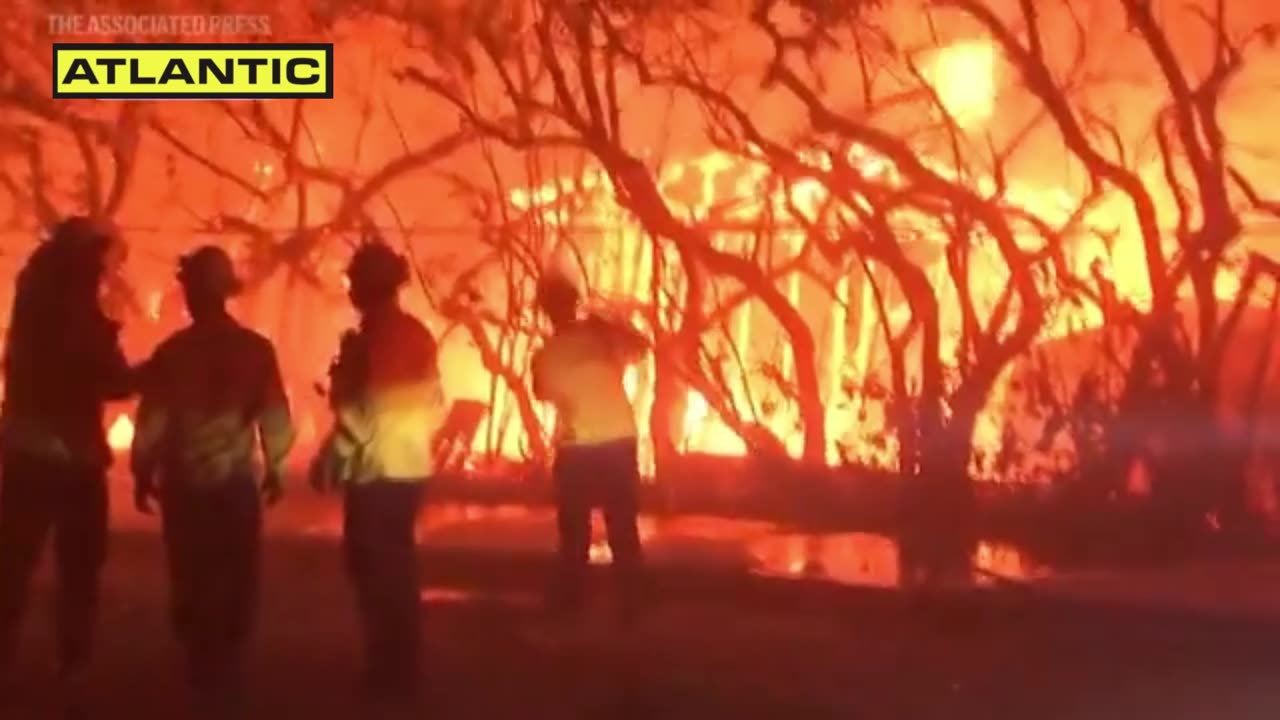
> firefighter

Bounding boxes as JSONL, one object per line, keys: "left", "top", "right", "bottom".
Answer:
{"left": 0, "top": 216, "right": 135, "bottom": 705}
{"left": 529, "top": 272, "right": 651, "bottom": 622}
{"left": 309, "top": 240, "right": 446, "bottom": 711}
{"left": 131, "top": 245, "right": 295, "bottom": 718}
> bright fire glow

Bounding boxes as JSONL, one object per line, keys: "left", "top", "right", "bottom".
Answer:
{"left": 445, "top": 38, "right": 1254, "bottom": 484}
{"left": 623, "top": 365, "right": 639, "bottom": 401}
{"left": 469, "top": 142, "right": 1253, "bottom": 483}
{"left": 107, "top": 413, "right": 134, "bottom": 451}
{"left": 145, "top": 291, "right": 163, "bottom": 320}
{"left": 926, "top": 40, "right": 997, "bottom": 128}
{"left": 682, "top": 391, "right": 710, "bottom": 453}
{"left": 482, "top": 147, "right": 1140, "bottom": 478}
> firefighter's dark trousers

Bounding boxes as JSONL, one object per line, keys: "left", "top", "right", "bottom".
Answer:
{"left": 0, "top": 452, "right": 108, "bottom": 677}
{"left": 343, "top": 480, "right": 423, "bottom": 698}
{"left": 160, "top": 477, "right": 261, "bottom": 704}
{"left": 551, "top": 438, "right": 647, "bottom": 615}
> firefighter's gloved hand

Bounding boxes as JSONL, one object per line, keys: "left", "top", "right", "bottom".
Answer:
{"left": 307, "top": 453, "right": 330, "bottom": 493}
{"left": 262, "top": 472, "right": 284, "bottom": 506}
{"left": 308, "top": 438, "right": 346, "bottom": 493}
{"left": 134, "top": 475, "right": 158, "bottom": 515}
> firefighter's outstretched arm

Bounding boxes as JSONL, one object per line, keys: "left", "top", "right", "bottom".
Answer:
{"left": 130, "top": 383, "right": 167, "bottom": 515}
{"left": 96, "top": 318, "right": 137, "bottom": 401}
{"left": 257, "top": 345, "right": 296, "bottom": 505}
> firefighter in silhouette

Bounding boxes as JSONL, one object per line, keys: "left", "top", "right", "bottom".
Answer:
{"left": 530, "top": 272, "right": 651, "bottom": 622}
{"left": 131, "top": 245, "right": 295, "bottom": 718}
{"left": 0, "top": 216, "right": 135, "bottom": 705}
{"left": 309, "top": 240, "right": 446, "bottom": 711}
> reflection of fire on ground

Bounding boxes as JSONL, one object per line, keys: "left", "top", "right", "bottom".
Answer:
{"left": 747, "top": 533, "right": 1043, "bottom": 587}
{"left": 295, "top": 503, "right": 1044, "bottom": 586}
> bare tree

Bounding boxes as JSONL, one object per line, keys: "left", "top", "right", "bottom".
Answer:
{"left": 0, "top": 23, "right": 145, "bottom": 317}
{"left": 2, "top": 4, "right": 481, "bottom": 461}
{"left": 382, "top": 1, "right": 834, "bottom": 468}
{"left": 939, "top": 0, "right": 1280, "bottom": 539}
{"left": 383, "top": 0, "right": 1092, "bottom": 518}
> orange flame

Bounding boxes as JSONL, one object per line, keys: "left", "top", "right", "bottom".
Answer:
{"left": 145, "top": 290, "right": 163, "bottom": 320}
{"left": 926, "top": 40, "right": 998, "bottom": 128}
{"left": 107, "top": 413, "right": 134, "bottom": 452}
{"left": 454, "top": 37, "right": 1252, "bottom": 483}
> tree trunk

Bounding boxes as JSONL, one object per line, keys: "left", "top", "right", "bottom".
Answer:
{"left": 1120, "top": 322, "right": 1236, "bottom": 554}
{"left": 786, "top": 314, "right": 828, "bottom": 464}
{"left": 898, "top": 346, "right": 980, "bottom": 585}
{"left": 649, "top": 344, "right": 680, "bottom": 481}
{"left": 899, "top": 411, "right": 979, "bottom": 585}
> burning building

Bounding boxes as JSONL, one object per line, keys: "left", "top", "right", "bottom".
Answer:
{"left": 2, "top": 0, "right": 1279, "bottom": 520}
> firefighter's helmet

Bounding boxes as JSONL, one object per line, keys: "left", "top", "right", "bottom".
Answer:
{"left": 535, "top": 271, "right": 580, "bottom": 315}
{"left": 178, "top": 245, "right": 243, "bottom": 298}
{"left": 49, "top": 215, "right": 117, "bottom": 246}
{"left": 45, "top": 215, "right": 124, "bottom": 274}
{"left": 346, "top": 241, "right": 409, "bottom": 300}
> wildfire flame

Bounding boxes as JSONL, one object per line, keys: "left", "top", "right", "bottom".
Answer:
{"left": 145, "top": 290, "right": 163, "bottom": 321}
{"left": 926, "top": 40, "right": 998, "bottom": 127}
{"left": 107, "top": 413, "right": 135, "bottom": 452}
{"left": 489, "top": 141, "right": 1236, "bottom": 475}
{"left": 682, "top": 390, "right": 710, "bottom": 453}
{"left": 457, "top": 37, "right": 1253, "bottom": 483}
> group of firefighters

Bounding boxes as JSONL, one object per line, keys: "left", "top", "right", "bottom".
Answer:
{"left": 0, "top": 217, "right": 650, "bottom": 717}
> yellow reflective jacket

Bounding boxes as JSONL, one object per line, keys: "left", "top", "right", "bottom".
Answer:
{"left": 315, "top": 305, "right": 446, "bottom": 485}
{"left": 132, "top": 313, "right": 295, "bottom": 489}
{"left": 531, "top": 315, "right": 648, "bottom": 447}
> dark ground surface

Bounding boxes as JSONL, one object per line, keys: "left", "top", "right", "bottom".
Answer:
{"left": 4, "top": 522, "right": 1280, "bottom": 720}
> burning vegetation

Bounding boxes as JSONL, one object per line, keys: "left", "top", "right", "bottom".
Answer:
{"left": 4, "top": 0, "right": 1280, "bottom": 535}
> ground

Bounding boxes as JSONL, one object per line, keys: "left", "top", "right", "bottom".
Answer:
{"left": 3, "top": 492, "right": 1280, "bottom": 719}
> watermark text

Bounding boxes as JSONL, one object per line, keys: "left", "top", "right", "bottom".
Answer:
{"left": 47, "top": 14, "right": 271, "bottom": 37}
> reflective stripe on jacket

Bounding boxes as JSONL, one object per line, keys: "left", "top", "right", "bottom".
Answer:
{"left": 132, "top": 313, "right": 295, "bottom": 489}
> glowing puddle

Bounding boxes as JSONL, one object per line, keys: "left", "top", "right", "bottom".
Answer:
{"left": 294, "top": 503, "right": 1050, "bottom": 589}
